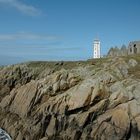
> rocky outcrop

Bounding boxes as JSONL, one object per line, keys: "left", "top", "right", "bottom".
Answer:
{"left": 0, "top": 56, "right": 140, "bottom": 140}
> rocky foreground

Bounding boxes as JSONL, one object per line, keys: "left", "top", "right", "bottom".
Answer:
{"left": 0, "top": 56, "right": 140, "bottom": 140}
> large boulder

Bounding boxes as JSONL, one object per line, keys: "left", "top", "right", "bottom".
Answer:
{"left": 128, "top": 59, "right": 138, "bottom": 67}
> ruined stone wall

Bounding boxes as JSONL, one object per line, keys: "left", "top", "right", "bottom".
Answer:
{"left": 107, "top": 41, "right": 140, "bottom": 57}
{"left": 128, "top": 41, "right": 140, "bottom": 55}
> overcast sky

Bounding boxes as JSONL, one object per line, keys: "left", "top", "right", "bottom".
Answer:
{"left": 0, "top": 0, "right": 140, "bottom": 65}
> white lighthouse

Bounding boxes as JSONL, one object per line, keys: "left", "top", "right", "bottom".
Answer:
{"left": 93, "top": 39, "right": 100, "bottom": 58}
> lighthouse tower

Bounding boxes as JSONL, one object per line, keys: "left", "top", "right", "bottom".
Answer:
{"left": 93, "top": 39, "right": 100, "bottom": 58}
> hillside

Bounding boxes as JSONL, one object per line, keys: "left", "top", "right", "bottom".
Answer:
{"left": 0, "top": 55, "right": 140, "bottom": 140}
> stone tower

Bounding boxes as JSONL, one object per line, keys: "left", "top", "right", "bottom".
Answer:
{"left": 93, "top": 39, "right": 100, "bottom": 58}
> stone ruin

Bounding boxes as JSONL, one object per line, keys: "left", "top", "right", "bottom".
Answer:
{"left": 128, "top": 41, "right": 140, "bottom": 55}
{"left": 107, "top": 41, "right": 140, "bottom": 57}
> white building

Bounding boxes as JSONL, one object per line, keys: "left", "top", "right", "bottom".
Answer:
{"left": 93, "top": 39, "right": 101, "bottom": 58}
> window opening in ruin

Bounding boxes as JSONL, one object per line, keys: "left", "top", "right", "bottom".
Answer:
{"left": 134, "top": 44, "right": 137, "bottom": 54}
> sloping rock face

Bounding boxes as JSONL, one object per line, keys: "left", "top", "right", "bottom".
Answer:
{"left": 0, "top": 57, "right": 140, "bottom": 140}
